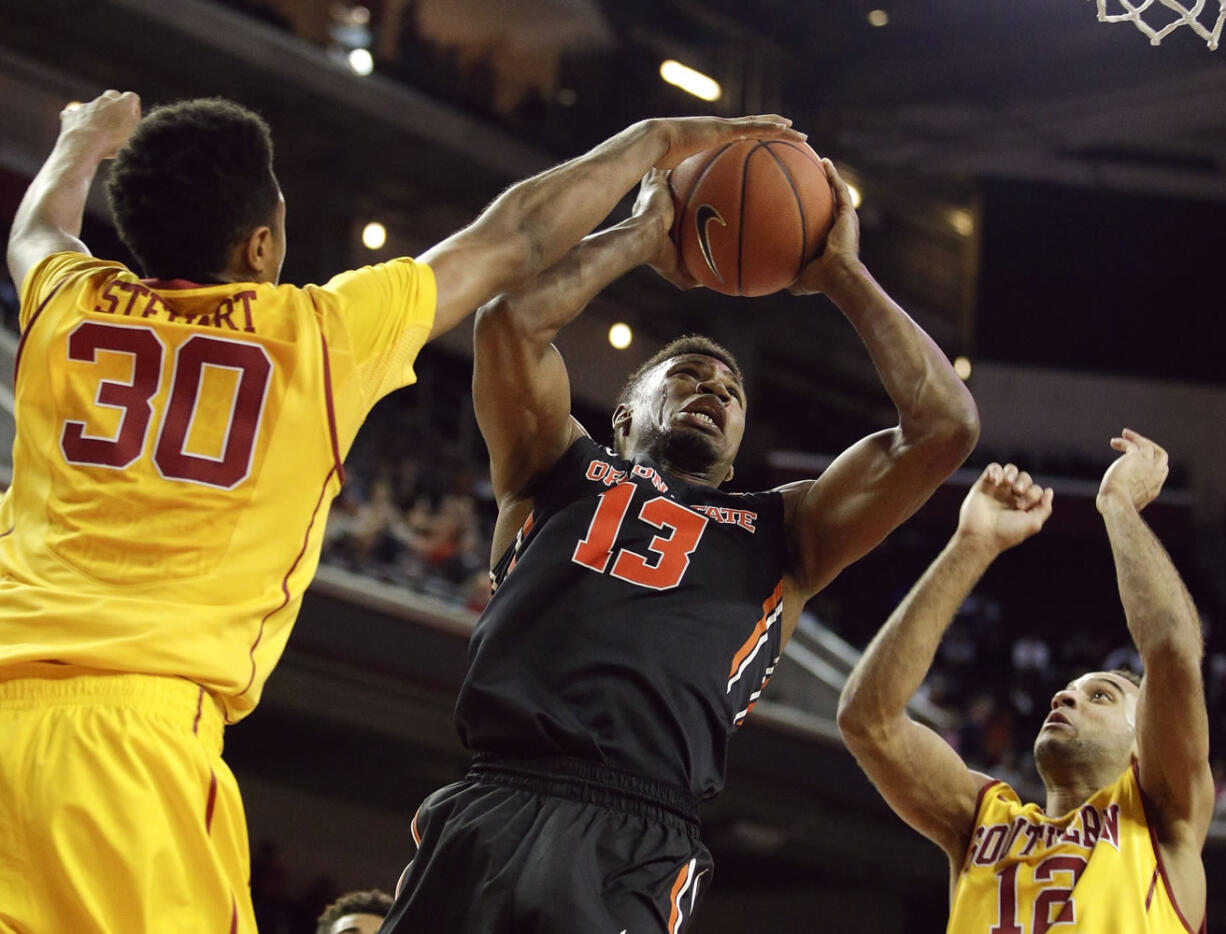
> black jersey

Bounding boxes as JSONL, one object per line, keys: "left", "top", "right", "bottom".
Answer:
{"left": 455, "top": 436, "right": 788, "bottom": 799}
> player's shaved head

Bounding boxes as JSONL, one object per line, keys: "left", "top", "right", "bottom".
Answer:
{"left": 107, "top": 98, "right": 279, "bottom": 281}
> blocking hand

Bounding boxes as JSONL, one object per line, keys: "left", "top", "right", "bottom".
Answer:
{"left": 651, "top": 114, "right": 805, "bottom": 170}
{"left": 62, "top": 90, "right": 141, "bottom": 160}
{"left": 956, "top": 463, "right": 1054, "bottom": 554}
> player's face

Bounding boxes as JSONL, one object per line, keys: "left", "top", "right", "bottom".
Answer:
{"left": 1033, "top": 672, "right": 1139, "bottom": 775}
{"left": 633, "top": 354, "right": 747, "bottom": 473}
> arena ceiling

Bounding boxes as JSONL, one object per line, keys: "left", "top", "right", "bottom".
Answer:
{"left": 3, "top": 0, "right": 1225, "bottom": 445}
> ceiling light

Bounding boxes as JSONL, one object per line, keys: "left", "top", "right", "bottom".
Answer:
{"left": 609, "top": 323, "right": 633, "bottom": 350}
{"left": 954, "top": 356, "right": 972, "bottom": 381}
{"left": 846, "top": 182, "right": 863, "bottom": 209}
{"left": 348, "top": 47, "right": 374, "bottom": 76}
{"left": 659, "top": 60, "right": 721, "bottom": 102}
{"left": 949, "top": 208, "right": 974, "bottom": 236}
{"left": 868, "top": 9, "right": 890, "bottom": 27}
{"left": 361, "top": 221, "right": 386, "bottom": 250}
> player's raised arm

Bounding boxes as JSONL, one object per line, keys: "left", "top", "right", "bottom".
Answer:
{"left": 777, "top": 160, "right": 978, "bottom": 622}
{"left": 473, "top": 172, "right": 676, "bottom": 522}
{"left": 420, "top": 115, "right": 803, "bottom": 340}
{"left": 6, "top": 91, "right": 141, "bottom": 294}
{"left": 837, "top": 466, "right": 1053, "bottom": 862}
{"left": 1096, "top": 430, "right": 1214, "bottom": 899}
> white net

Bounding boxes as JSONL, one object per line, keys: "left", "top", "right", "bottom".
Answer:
{"left": 1090, "top": 0, "right": 1226, "bottom": 48}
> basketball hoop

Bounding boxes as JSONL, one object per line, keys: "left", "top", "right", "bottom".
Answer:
{"left": 1089, "top": 0, "right": 1226, "bottom": 49}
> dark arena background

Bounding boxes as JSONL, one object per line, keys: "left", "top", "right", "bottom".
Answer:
{"left": 2, "top": 1, "right": 1225, "bottom": 930}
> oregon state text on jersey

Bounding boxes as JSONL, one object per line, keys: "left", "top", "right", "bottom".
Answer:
{"left": 455, "top": 436, "right": 788, "bottom": 799}
{"left": 949, "top": 764, "right": 1204, "bottom": 934}
{"left": 0, "top": 251, "right": 435, "bottom": 721}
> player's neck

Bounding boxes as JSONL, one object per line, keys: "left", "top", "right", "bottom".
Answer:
{"left": 1041, "top": 770, "right": 1114, "bottom": 816}
{"left": 658, "top": 459, "right": 724, "bottom": 488}
{"left": 624, "top": 441, "right": 728, "bottom": 488}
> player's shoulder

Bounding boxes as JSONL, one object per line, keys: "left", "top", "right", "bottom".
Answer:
{"left": 19, "top": 251, "right": 129, "bottom": 325}
{"left": 27, "top": 250, "right": 127, "bottom": 289}
{"left": 971, "top": 775, "right": 1029, "bottom": 824}
{"left": 315, "top": 257, "right": 429, "bottom": 297}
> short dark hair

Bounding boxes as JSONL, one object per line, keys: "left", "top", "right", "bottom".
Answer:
{"left": 315, "top": 889, "right": 393, "bottom": 934}
{"left": 106, "top": 98, "right": 279, "bottom": 280}
{"left": 614, "top": 334, "right": 744, "bottom": 411}
{"left": 1108, "top": 668, "right": 1143, "bottom": 688}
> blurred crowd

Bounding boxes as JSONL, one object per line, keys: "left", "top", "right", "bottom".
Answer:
{"left": 319, "top": 396, "right": 496, "bottom": 614}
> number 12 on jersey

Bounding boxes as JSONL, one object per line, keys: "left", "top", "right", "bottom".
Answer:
{"left": 572, "top": 482, "right": 708, "bottom": 591}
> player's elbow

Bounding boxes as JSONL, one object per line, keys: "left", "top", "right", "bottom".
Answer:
{"left": 903, "top": 393, "right": 980, "bottom": 472}
{"left": 474, "top": 292, "right": 544, "bottom": 351}
{"left": 937, "top": 405, "right": 980, "bottom": 464}
{"left": 836, "top": 686, "right": 888, "bottom": 748}
{"left": 474, "top": 295, "right": 519, "bottom": 344}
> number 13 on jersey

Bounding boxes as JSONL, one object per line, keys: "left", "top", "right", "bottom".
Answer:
{"left": 572, "top": 482, "right": 708, "bottom": 591}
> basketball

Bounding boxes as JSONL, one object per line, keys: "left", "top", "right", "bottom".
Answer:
{"left": 669, "top": 139, "right": 834, "bottom": 297}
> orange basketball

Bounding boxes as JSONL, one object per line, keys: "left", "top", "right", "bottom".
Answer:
{"left": 669, "top": 139, "right": 833, "bottom": 297}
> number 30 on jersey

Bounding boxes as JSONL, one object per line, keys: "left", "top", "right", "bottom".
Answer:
{"left": 58, "top": 321, "right": 272, "bottom": 490}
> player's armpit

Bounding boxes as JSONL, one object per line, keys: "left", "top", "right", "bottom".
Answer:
{"left": 839, "top": 711, "right": 992, "bottom": 863}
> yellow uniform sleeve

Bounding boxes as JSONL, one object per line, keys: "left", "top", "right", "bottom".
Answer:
{"left": 17, "top": 252, "right": 124, "bottom": 332}
{"left": 318, "top": 258, "right": 437, "bottom": 407}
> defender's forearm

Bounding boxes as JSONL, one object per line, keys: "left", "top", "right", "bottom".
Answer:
{"left": 1100, "top": 495, "right": 1202, "bottom": 663}
{"left": 498, "top": 215, "right": 661, "bottom": 342}
{"left": 477, "top": 122, "right": 667, "bottom": 285}
{"left": 822, "top": 259, "right": 978, "bottom": 443}
{"left": 10, "top": 128, "right": 105, "bottom": 246}
{"left": 839, "top": 534, "right": 996, "bottom": 732}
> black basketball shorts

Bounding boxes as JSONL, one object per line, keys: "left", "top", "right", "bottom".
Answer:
{"left": 378, "top": 755, "right": 714, "bottom": 934}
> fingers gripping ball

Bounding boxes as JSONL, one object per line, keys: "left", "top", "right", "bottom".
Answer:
{"left": 669, "top": 139, "right": 833, "bottom": 297}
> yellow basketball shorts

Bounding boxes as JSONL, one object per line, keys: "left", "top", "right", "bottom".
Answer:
{"left": 0, "top": 666, "right": 256, "bottom": 933}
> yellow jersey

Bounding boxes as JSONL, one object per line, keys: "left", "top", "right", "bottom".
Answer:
{"left": 0, "top": 251, "right": 435, "bottom": 721}
{"left": 949, "top": 764, "right": 1204, "bottom": 934}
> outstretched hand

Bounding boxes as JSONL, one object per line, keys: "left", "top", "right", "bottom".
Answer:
{"left": 790, "top": 158, "right": 861, "bottom": 296}
{"left": 632, "top": 169, "right": 698, "bottom": 290}
{"left": 1097, "top": 428, "right": 1168, "bottom": 514}
{"left": 61, "top": 90, "right": 141, "bottom": 160}
{"left": 956, "top": 463, "right": 1054, "bottom": 555}
{"left": 651, "top": 114, "right": 805, "bottom": 170}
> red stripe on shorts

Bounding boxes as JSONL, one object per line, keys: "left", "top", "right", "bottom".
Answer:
{"left": 205, "top": 768, "right": 218, "bottom": 833}
{"left": 192, "top": 686, "right": 205, "bottom": 734}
